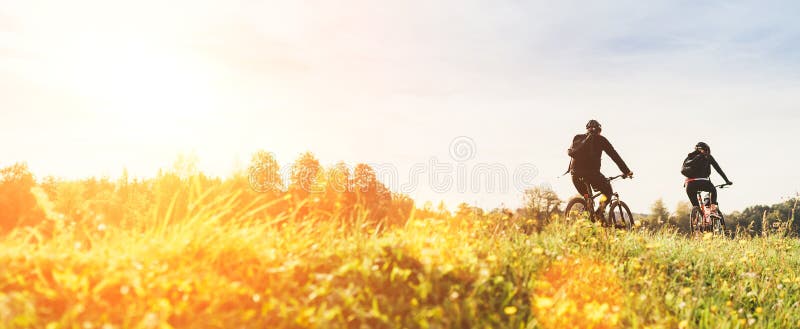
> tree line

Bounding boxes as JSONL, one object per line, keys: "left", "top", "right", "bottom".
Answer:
{"left": 643, "top": 197, "right": 798, "bottom": 237}
{"left": 0, "top": 151, "right": 415, "bottom": 235}
{"left": 1, "top": 155, "right": 797, "bottom": 238}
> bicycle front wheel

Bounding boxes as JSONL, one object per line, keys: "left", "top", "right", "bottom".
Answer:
{"left": 711, "top": 212, "right": 727, "bottom": 237}
{"left": 608, "top": 201, "right": 634, "bottom": 230}
{"left": 564, "top": 197, "right": 592, "bottom": 224}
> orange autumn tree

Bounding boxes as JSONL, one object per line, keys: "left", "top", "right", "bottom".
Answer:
{"left": 353, "top": 163, "right": 392, "bottom": 223}
{"left": 0, "top": 163, "right": 46, "bottom": 232}
{"left": 289, "top": 152, "right": 322, "bottom": 216}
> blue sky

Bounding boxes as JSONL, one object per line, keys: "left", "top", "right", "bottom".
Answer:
{"left": 1, "top": 0, "right": 799, "bottom": 213}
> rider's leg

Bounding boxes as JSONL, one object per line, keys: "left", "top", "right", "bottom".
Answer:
{"left": 588, "top": 172, "right": 613, "bottom": 219}
{"left": 686, "top": 181, "right": 701, "bottom": 208}
{"left": 571, "top": 174, "right": 590, "bottom": 196}
{"left": 707, "top": 182, "right": 719, "bottom": 213}
{"left": 592, "top": 173, "right": 613, "bottom": 209}
{"left": 686, "top": 181, "right": 702, "bottom": 223}
{"left": 697, "top": 181, "right": 719, "bottom": 213}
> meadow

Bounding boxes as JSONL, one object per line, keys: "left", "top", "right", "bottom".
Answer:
{"left": 1, "top": 157, "right": 799, "bottom": 329}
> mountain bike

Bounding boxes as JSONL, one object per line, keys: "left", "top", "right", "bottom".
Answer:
{"left": 563, "top": 175, "right": 634, "bottom": 229}
{"left": 689, "top": 183, "right": 732, "bottom": 237}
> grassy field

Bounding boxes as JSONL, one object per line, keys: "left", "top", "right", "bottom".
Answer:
{"left": 2, "top": 187, "right": 800, "bottom": 328}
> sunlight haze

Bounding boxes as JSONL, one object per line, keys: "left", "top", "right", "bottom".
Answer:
{"left": 2, "top": 0, "right": 799, "bottom": 213}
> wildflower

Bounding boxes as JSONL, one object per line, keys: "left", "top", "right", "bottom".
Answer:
{"left": 583, "top": 302, "right": 609, "bottom": 322}
{"left": 504, "top": 306, "right": 518, "bottom": 315}
{"left": 141, "top": 313, "right": 159, "bottom": 328}
{"left": 532, "top": 248, "right": 544, "bottom": 255}
{"left": 630, "top": 260, "right": 641, "bottom": 270}
{"left": 534, "top": 297, "right": 554, "bottom": 309}
{"left": 534, "top": 280, "right": 551, "bottom": 290}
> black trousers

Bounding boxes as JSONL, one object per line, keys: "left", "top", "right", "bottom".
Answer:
{"left": 571, "top": 171, "right": 613, "bottom": 202}
{"left": 686, "top": 180, "right": 717, "bottom": 207}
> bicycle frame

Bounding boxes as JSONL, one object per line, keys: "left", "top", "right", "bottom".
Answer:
{"left": 695, "top": 191, "right": 712, "bottom": 219}
{"left": 577, "top": 174, "right": 626, "bottom": 220}
{"left": 564, "top": 174, "right": 633, "bottom": 229}
{"left": 690, "top": 183, "right": 731, "bottom": 235}
{"left": 580, "top": 175, "right": 624, "bottom": 203}
{"left": 694, "top": 183, "right": 730, "bottom": 218}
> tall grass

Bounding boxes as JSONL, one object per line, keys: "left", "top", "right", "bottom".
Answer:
{"left": 2, "top": 182, "right": 799, "bottom": 328}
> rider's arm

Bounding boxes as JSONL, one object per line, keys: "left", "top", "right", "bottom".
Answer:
{"left": 709, "top": 156, "right": 732, "bottom": 183}
{"left": 567, "top": 134, "right": 591, "bottom": 157}
{"left": 601, "top": 137, "right": 631, "bottom": 174}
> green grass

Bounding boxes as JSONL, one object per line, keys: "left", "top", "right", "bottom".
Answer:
{"left": 2, "top": 197, "right": 800, "bottom": 328}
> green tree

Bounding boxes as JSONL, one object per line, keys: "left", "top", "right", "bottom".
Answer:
{"left": 647, "top": 198, "right": 670, "bottom": 229}
{"left": 671, "top": 201, "right": 691, "bottom": 233}
{"left": 522, "top": 185, "right": 562, "bottom": 221}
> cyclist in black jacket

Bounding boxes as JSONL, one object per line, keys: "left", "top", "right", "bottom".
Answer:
{"left": 567, "top": 120, "right": 634, "bottom": 220}
{"left": 683, "top": 142, "right": 733, "bottom": 214}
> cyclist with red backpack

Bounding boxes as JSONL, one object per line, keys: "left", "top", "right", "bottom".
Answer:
{"left": 681, "top": 142, "right": 733, "bottom": 215}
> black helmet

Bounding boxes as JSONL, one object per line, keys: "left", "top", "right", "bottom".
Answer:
{"left": 586, "top": 120, "right": 602, "bottom": 134}
{"left": 695, "top": 142, "right": 710, "bottom": 153}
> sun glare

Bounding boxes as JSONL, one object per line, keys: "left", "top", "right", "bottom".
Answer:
{"left": 66, "top": 42, "right": 219, "bottom": 129}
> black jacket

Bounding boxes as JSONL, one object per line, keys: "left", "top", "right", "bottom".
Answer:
{"left": 567, "top": 134, "right": 630, "bottom": 175}
{"left": 684, "top": 151, "right": 730, "bottom": 181}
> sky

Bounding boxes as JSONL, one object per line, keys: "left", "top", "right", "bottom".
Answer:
{"left": 1, "top": 0, "right": 799, "bottom": 213}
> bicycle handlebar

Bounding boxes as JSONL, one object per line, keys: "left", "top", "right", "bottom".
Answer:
{"left": 607, "top": 174, "right": 631, "bottom": 182}
{"left": 716, "top": 183, "right": 732, "bottom": 189}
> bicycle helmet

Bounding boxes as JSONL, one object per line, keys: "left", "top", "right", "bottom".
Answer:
{"left": 695, "top": 142, "right": 710, "bottom": 154}
{"left": 586, "top": 119, "right": 602, "bottom": 134}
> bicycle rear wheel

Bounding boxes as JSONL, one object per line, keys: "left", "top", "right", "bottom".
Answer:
{"left": 564, "top": 197, "right": 592, "bottom": 224}
{"left": 689, "top": 207, "right": 703, "bottom": 237}
{"left": 608, "top": 201, "right": 634, "bottom": 230}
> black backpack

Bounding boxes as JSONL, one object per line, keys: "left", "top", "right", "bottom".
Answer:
{"left": 681, "top": 154, "right": 703, "bottom": 178}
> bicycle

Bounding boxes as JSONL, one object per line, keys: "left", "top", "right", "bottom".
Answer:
{"left": 689, "top": 183, "right": 732, "bottom": 237}
{"left": 563, "top": 175, "right": 634, "bottom": 229}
